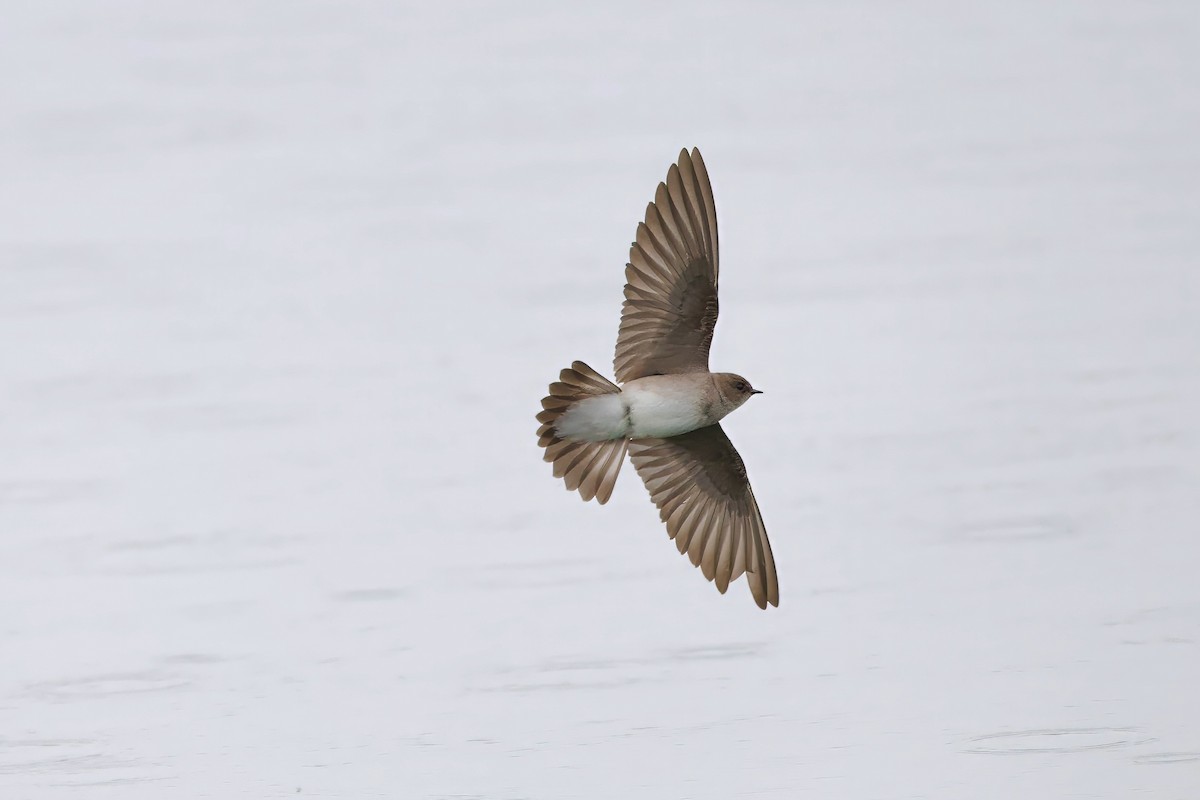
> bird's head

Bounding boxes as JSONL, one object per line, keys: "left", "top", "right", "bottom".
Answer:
{"left": 714, "top": 373, "right": 763, "bottom": 410}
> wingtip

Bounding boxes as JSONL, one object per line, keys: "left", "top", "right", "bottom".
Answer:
{"left": 751, "top": 592, "right": 779, "bottom": 610}
{"left": 748, "top": 570, "right": 779, "bottom": 610}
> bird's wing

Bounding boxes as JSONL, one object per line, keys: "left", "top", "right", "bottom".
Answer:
{"left": 613, "top": 148, "right": 720, "bottom": 383}
{"left": 627, "top": 424, "right": 778, "bottom": 609}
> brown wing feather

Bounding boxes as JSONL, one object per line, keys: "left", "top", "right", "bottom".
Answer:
{"left": 627, "top": 424, "right": 779, "bottom": 609}
{"left": 614, "top": 148, "right": 720, "bottom": 383}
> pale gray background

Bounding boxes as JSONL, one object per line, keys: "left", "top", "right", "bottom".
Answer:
{"left": 2, "top": 1, "right": 1198, "bottom": 798}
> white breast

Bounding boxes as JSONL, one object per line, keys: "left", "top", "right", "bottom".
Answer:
{"left": 623, "top": 378, "right": 712, "bottom": 439}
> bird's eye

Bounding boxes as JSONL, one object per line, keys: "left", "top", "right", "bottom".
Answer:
{"left": 735, "top": 381, "right": 746, "bottom": 391}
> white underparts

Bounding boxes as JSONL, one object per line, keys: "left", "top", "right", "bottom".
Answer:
{"left": 623, "top": 381, "right": 714, "bottom": 438}
{"left": 554, "top": 393, "right": 631, "bottom": 441}
{"left": 556, "top": 376, "right": 732, "bottom": 442}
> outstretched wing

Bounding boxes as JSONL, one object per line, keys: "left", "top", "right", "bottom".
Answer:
{"left": 627, "top": 424, "right": 779, "bottom": 609}
{"left": 614, "top": 148, "right": 720, "bottom": 383}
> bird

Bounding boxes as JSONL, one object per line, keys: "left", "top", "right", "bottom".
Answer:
{"left": 535, "top": 148, "right": 779, "bottom": 609}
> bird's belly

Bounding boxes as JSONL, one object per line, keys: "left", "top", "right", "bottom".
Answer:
{"left": 555, "top": 393, "right": 631, "bottom": 441}
{"left": 624, "top": 384, "right": 711, "bottom": 439}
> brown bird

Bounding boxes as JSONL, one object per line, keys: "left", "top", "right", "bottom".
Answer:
{"left": 536, "top": 148, "right": 779, "bottom": 609}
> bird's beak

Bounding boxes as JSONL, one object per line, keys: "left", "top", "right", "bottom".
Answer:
{"left": 751, "top": 389, "right": 764, "bottom": 395}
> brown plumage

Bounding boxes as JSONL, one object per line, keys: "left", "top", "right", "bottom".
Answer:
{"left": 615, "top": 149, "right": 720, "bottom": 382}
{"left": 536, "top": 148, "right": 779, "bottom": 609}
{"left": 627, "top": 426, "right": 778, "bottom": 609}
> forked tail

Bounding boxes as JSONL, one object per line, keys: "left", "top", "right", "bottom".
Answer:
{"left": 536, "top": 361, "right": 628, "bottom": 504}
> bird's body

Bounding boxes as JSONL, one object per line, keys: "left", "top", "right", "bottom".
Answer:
{"left": 536, "top": 148, "right": 780, "bottom": 609}
{"left": 555, "top": 373, "right": 747, "bottom": 442}
{"left": 623, "top": 376, "right": 717, "bottom": 439}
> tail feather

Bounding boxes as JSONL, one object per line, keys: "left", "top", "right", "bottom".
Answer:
{"left": 536, "top": 361, "right": 628, "bottom": 504}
